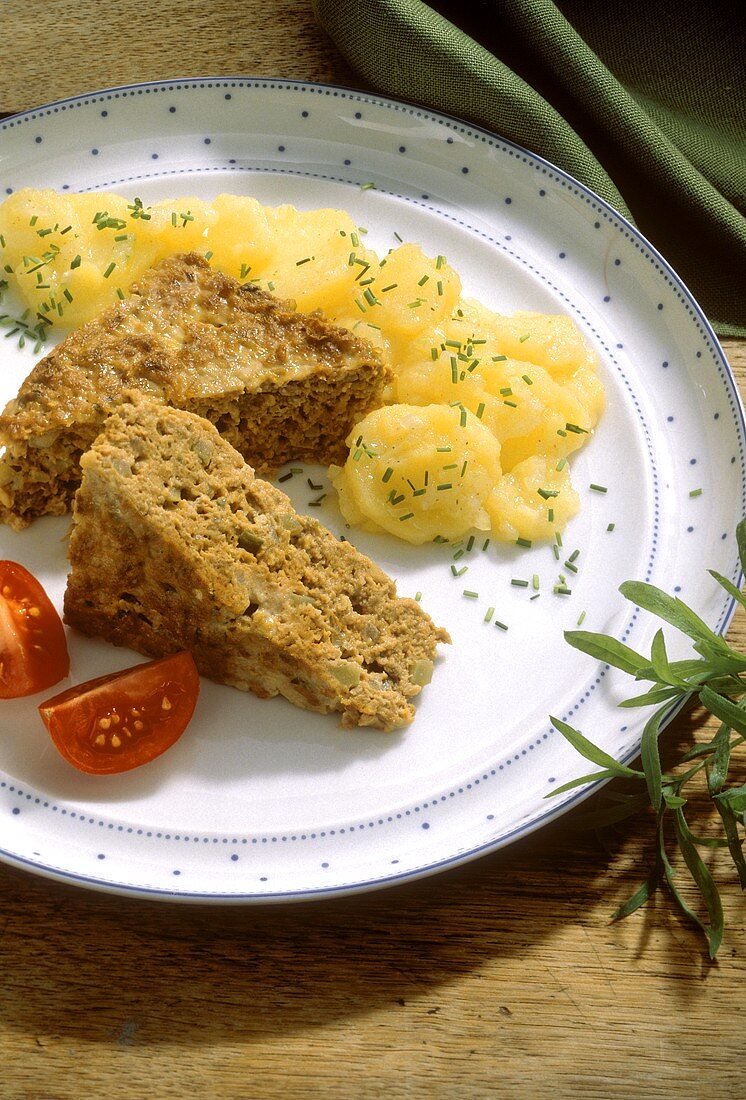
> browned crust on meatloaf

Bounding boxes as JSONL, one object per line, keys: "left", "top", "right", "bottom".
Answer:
{"left": 0, "top": 252, "right": 391, "bottom": 530}
{"left": 63, "top": 394, "right": 449, "bottom": 731}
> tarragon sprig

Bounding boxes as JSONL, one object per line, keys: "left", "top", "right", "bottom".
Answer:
{"left": 548, "top": 518, "right": 746, "bottom": 957}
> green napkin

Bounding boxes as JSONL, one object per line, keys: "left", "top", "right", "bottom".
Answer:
{"left": 313, "top": 0, "right": 746, "bottom": 337}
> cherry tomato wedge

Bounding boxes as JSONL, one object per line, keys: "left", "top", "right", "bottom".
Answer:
{"left": 0, "top": 560, "right": 70, "bottom": 698}
{"left": 38, "top": 652, "right": 200, "bottom": 774}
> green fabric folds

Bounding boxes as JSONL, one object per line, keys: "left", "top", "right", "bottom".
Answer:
{"left": 313, "top": 0, "right": 746, "bottom": 336}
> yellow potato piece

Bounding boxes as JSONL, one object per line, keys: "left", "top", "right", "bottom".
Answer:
{"left": 475, "top": 307, "right": 597, "bottom": 379}
{"left": 331, "top": 404, "right": 501, "bottom": 545}
{"left": 485, "top": 455, "right": 579, "bottom": 543}
{"left": 259, "top": 206, "right": 378, "bottom": 316}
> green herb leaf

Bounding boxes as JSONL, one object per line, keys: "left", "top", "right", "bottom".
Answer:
{"left": 619, "top": 581, "right": 732, "bottom": 662}
{"left": 563, "top": 629, "right": 649, "bottom": 677}
{"left": 699, "top": 686, "right": 746, "bottom": 737}
{"left": 549, "top": 717, "right": 644, "bottom": 779}
{"left": 640, "top": 705, "right": 666, "bottom": 809}
{"left": 672, "top": 807, "right": 724, "bottom": 958}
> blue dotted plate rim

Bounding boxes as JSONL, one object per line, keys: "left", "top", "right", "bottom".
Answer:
{"left": 0, "top": 77, "right": 743, "bottom": 902}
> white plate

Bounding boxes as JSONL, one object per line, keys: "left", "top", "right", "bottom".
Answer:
{"left": 0, "top": 78, "right": 743, "bottom": 902}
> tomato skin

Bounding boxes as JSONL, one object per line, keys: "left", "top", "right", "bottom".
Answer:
{"left": 0, "top": 561, "right": 70, "bottom": 698}
{"left": 38, "top": 652, "right": 200, "bottom": 774}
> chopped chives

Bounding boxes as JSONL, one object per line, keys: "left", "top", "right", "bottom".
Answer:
{"left": 516, "top": 537, "right": 532, "bottom": 548}
{"left": 689, "top": 488, "right": 703, "bottom": 498}
{"left": 463, "top": 590, "right": 479, "bottom": 599}
{"left": 492, "top": 354, "right": 507, "bottom": 362}
{"left": 295, "top": 256, "right": 313, "bottom": 266}
{"left": 451, "top": 564, "right": 468, "bottom": 577}
{"left": 466, "top": 535, "right": 475, "bottom": 552}
{"left": 476, "top": 402, "right": 485, "bottom": 419}
{"left": 399, "top": 512, "right": 414, "bottom": 521}
{"left": 538, "top": 488, "right": 559, "bottom": 500}
{"left": 278, "top": 471, "right": 294, "bottom": 482}
{"left": 589, "top": 483, "right": 608, "bottom": 493}
{"left": 494, "top": 620, "right": 508, "bottom": 631}
{"left": 504, "top": 400, "right": 518, "bottom": 408}
{"left": 518, "top": 333, "right": 530, "bottom": 343}
{"left": 532, "top": 574, "right": 540, "bottom": 590}
{"left": 569, "top": 549, "right": 580, "bottom": 562}
{"left": 522, "top": 374, "right": 533, "bottom": 385}
{"left": 382, "top": 467, "right": 394, "bottom": 483}
{"left": 484, "top": 607, "right": 495, "bottom": 623}
{"left": 103, "top": 262, "right": 116, "bottom": 279}
{"left": 70, "top": 255, "right": 82, "bottom": 269}
{"left": 482, "top": 539, "right": 490, "bottom": 551}
{"left": 381, "top": 283, "right": 398, "bottom": 293}
{"left": 511, "top": 578, "right": 529, "bottom": 588}
{"left": 564, "top": 560, "right": 578, "bottom": 574}
{"left": 415, "top": 591, "right": 422, "bottom": 601}
{"left": 577, "top": 611, "right": 587, "bottom": 626}
{"left": 548, "top": 507, "right": 555, "bottom": 522}
{"left": 417, "top": 275, "right": 429, "bottom": 286}
{"left": 437, "top": 483, "right": 453, "bottom": 491}
{"left": 308, "top": 478, "right": 323, "bottom": 490}
{"left": 556, "top": 457, "right": 568, "bottom": 471}
{"left": 453, "top": 549, "right": 465, "bottom": 561}
{"left": 607, "top": 522, "right": 616, "bottom": 532}
{"left": 565, "top": 423, "right": 588, "bottom": 434}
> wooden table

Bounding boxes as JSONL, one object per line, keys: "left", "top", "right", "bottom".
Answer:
{"left": 1, "top": 4, "right": 743, "bottom": 1097}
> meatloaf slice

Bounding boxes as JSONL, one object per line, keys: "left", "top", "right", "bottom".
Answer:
{"left": 63, "top": 395, "right": 448, "bottom": 731}
{"left": 0, "top": 252, "right": 390, "bottom": 530}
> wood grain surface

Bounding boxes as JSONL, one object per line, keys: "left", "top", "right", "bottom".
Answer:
{"left": 0, "top": 3, "right": 744, "bottom": 1098}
